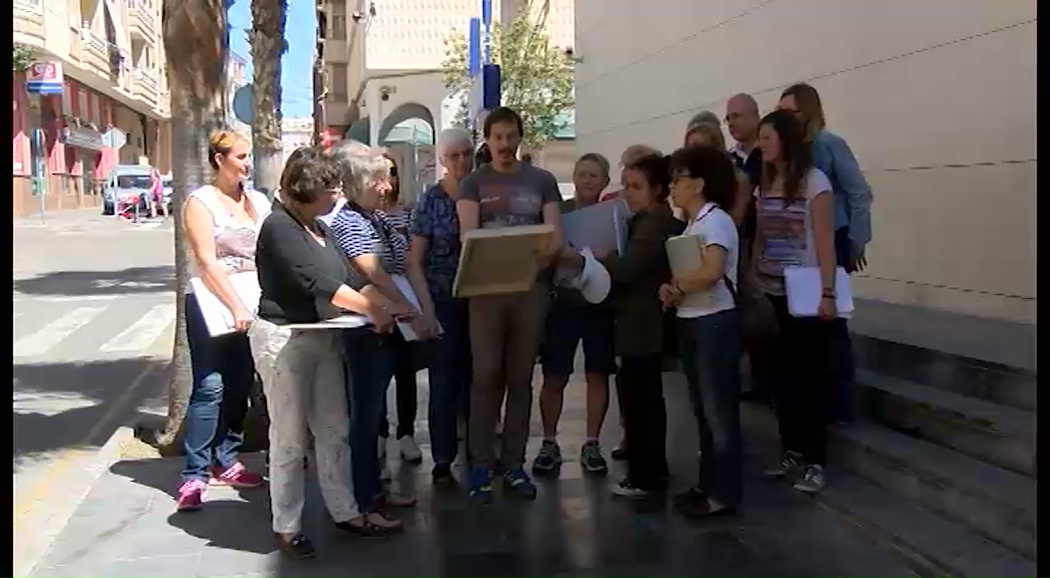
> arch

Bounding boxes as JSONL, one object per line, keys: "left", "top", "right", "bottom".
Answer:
{"left": 378, "top": 102, "right": 435, "bottom": 145}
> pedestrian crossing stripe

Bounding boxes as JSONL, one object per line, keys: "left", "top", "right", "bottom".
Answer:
{"left": 14, "top": 307, "right": 107, "bottom": 357}
{"left": 99, "top": 304, "right": 177, "bottom": 353}
{"left": 13, "top": 304, "right": 176, "bottom": 359}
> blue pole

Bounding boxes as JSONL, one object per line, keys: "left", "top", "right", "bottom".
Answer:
{"left": 481, "top": 0, "right": 492, "bottom": 64}
{"left": 468, "top": 17, "right": 481, "bottom": 77}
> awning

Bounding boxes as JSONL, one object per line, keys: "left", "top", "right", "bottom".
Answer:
{"left": 63, "top": 127, "right": 106, "bottom": 151}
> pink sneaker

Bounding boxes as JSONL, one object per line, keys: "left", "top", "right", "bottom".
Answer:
{"left": 176, "top": 479, "right": 208, "bottom": 511}
{"left": 209, "top": 462, "right": 264, "bottom": 488}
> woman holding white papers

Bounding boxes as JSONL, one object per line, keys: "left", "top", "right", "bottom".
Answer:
{"left": 751, "top": 110, "right": 839, "bottom": 495}
{"left": 251, "top": 148, "right": 398, "bottom": 558}
{"left": 176, "top": 130, "right": 270, "bottom": 511}
{"left": 327, "top": 140, "right": 437, "bottom": 527}
{"left": 659, "top": 145, "right": 745, "bottom": 519}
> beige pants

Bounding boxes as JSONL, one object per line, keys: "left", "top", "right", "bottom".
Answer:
{"left": 248, "top": 319, "right": 359, "bottom": 533}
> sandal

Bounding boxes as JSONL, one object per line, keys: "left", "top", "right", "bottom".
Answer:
{"left": 383, "top": 492, "right": 417, "bottom": 508}
{"left": 275, "top": 532, "right": 316, "bottom": 559}
{"left": 335, "top": 512, "right": 403, "bottom": 537}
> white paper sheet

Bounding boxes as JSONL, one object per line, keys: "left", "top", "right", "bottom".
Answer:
{"left": 391, "top": 274, "right": 443, "bottom": 341}
{"left": 562, "top": 198, "right": 628, "bottom": 256}
{"left": 783, "top": 266, "right": 854, "bottom": 318}
{"left": 189, "top": 272, "right": 262, "bottom": 337}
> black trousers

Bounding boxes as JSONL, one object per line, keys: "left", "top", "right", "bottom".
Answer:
{"left": 765, "top": 294, "right": 837, "bottom": 465}
{"left": 380, "top": 330, "right": 419, "bottom": 439}
{"left": 616, "top": 353, "right": 668, "bottom": 490}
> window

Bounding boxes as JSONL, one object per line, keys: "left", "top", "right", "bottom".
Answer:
{"left": 91, "top": 93, "right": 102, "bottom": 126}
{"left": 61, "top": 82, "right": 73, "bottom": 115}
{"left": 78, "top": 88, "right": 88, "bottom": 121}
{"left": 331, "top": 0, "right": 347, "bottom": 40}
{"left": 329, "top": 64, "right": 348, "bottom": 101}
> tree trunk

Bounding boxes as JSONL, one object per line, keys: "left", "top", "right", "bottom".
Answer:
{"left": 143, "top": 0, "right": 230, "bottom": 454}
{"left": 249, "top": 0, "right": 287, "bottom": 198}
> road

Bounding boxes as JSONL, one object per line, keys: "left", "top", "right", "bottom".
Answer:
{"left": 13, "top": 208, "right": 177, "bottom": 564}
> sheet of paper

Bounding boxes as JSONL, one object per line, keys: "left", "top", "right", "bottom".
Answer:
{"left": 783, "top": 266, "right": 854, "bottom": 318}
{"left": 391, "top": 274, "right": 443, "bottom": 341}
{"left": 284, "top": 314, "right": 372, "bottom": 330}
{"left": 562, "top": 198, "right": 628, "bottom": 257}
{"left": 190, "top": 271, "right": 262, "bottom": 337}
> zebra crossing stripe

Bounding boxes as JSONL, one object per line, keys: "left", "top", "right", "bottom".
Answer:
{"left": 99, "top": 304, "right": 177, "bottom": 353}
{"left": 14, "top": 307, "right": 107, "bottom": 358}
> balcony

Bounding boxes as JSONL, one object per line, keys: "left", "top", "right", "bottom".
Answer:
{"left": 127, "top": 0, "right": 158, "bottom": 42}
{"left": 132, "top": 68, "right": 160, "bottom": 107}
{"left": 14, "top": 0, "right": 45, "bottom": 45}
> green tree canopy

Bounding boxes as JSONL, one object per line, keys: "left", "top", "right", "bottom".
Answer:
{"left": 440, "top": 0, "right": 574, "bottom": 149}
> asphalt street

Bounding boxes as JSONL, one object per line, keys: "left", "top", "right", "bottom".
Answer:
{"left": 13, "top": 208, "right": 177, "bottom": 560}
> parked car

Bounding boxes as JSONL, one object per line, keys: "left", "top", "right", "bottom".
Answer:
{"left": 102, "top": 165, "right": 154, "bottom": 216}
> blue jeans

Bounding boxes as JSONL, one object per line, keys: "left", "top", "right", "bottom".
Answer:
{"left": 182, "top": 292, "right": 255, "bottom": 482}
{"left": 677, "top": 310, "right": 744, "bottom": 507}
{"left": 427, "top": 298, "right": 472, "bottom": 466}
{"left": 342, "top": 328, "right": 394, "bottom": 514}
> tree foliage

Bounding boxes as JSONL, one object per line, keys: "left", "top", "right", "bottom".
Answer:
{"left": 440, "top": 0, "right": 574, "bottom": 149}
{"left": 13, "top": 43, "right": 33, "bottom": 73}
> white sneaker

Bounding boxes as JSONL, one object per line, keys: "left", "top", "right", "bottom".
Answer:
{"left": 378, "top": 437, "right": 393, "bottom": 480}
{"left": 399, "top": 435, "right": 422, "bottom": 463}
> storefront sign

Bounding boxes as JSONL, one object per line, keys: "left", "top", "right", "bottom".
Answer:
{"left": 26, "top": 61, "right": 64, "bottom": 96}
{"left": 62, "top": 126, "right": 106, "bottom": 151}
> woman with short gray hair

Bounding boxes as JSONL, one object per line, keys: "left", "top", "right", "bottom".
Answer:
{"left": 407, "top": 126, "right": 476, "bottom": 484}
{"left": 326, "top": 141, "right": 439, "bottom": 532}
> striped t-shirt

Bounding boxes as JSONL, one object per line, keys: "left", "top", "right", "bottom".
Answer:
{"left": 328, "top": 203, "right": 409, "bottom": 288}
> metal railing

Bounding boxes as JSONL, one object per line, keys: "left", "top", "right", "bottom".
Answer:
{"left": 14, "top": 0, "right": 44, "bottom": 15}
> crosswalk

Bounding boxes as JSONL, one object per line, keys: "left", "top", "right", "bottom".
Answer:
{"left": 13, "top": 296, "right": 177, "bottom": 361}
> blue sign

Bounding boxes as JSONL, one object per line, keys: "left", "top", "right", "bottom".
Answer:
{"left": 481, "top": 0, "right": 492, "bottom": 64}
{"left": 468, "top": 17, "right": 481, "bottom": 78}
{"left": 481, "top": 64, "right": 501, "bottom": 110}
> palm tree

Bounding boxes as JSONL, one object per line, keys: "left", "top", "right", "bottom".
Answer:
{"left": 146, "top": 0, "right": 231, "bottom": 452}
{"left": 249, "top": 0, "right": 287, "bottom": 197}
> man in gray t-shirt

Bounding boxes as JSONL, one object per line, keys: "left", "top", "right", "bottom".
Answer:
{"left": 460, "top": 162, "right": 562, "bottom": 228}
{"left": 455, "top": 106, "right": 563, "bottom": 502}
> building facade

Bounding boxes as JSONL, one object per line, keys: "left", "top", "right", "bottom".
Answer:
{"left": 321, "top": 0, "right": 575, "bottom": 178}
{"left": 281, "top": 117, "right": 316, "bottom": 167}
{"left": 226, "top": 50, "right": 253, "bottom": 148}
{"left": 574, "top": 0, "right": 1035, "bottom": 324}
{"left": 13, "top": 0, "right": 171, "bottom": 216}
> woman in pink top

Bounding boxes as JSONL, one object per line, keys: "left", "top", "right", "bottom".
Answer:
{"left": 176, "top": 130, "right": 271, "bottom": 511}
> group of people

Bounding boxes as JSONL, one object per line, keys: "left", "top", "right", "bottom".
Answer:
{"left": 172, "top": 80, "right": 871, "bottom": 559}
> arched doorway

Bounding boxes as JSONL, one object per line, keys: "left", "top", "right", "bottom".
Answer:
{"left": 377, "top": 102, "right": 436, "bottom": 205}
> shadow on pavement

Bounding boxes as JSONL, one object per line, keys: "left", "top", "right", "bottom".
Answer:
{"left": 13, "top": 357, "right": 169, "bottom": 468}
{"left": 13, "top": 265, "right": 175, "bottom": 297}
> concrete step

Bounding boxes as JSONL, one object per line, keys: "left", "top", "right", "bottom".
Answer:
{"left": 851, "top": 334, "right": 1036, "bottom": 412}
{"left": 819, "top": 473, "right": 1036, "bottom": 577}
{"left": 739, "top": 404, "right": 1036, "bottom": 576}
{"left": 855, "top": 370, "right": 1036, "bottom": 477}
{"left": 831, "top": 421, "right": 1035, "bottom": 559}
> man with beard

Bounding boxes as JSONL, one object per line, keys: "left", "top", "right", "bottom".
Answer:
{"left": 456, "top": 107, "right": 564, "bottom": 503}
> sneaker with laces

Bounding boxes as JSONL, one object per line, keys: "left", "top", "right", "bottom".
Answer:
{"left": 176, "top": 479, "right": 209, "bottom": 511}
{"left": 399, "top": 435, "right": 423, "bottom": 464}
{"left": 468, "top": 466, "right": 494, "bottom": 503}
{"left": 532, "top": 440, "right": 562, "bottom": 474}
{"left": 793, "top": 464, "right": 826, "bottom": 494}
{"left": 610, "top": 478, "right": 651, "bottom": 498}
{"left": 763, "top": 450, "right": 803, "bottom": 478}
{"left": 210, "top": 462, "right": 264, "bottom": 488}
{"left": 579, "top": 441, "right": 608, "bottom": 475}
{"left": 503, "top": 468, "right": 538, "bottom": 500}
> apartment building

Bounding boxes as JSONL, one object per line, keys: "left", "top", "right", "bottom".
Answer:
{"left": 574, "top": 0, "right": 1035, "bottom": 323}
{"left": 320, "top": 0, "right": 575, "bottom": 182}
{"left": 281, "top": 117, "right": 316, "bottom": 166}
{"left": 13, "top": 0, "right": 171, "bottom": 216}
{"left": 226, "top": 50, "right": 253, "bottom": 147}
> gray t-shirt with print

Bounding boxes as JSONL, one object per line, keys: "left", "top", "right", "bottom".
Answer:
{"left": 460, "top": 163, "right": 562, "bottom": 229}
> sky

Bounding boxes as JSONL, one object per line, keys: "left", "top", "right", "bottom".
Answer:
{"left": 227, "top": 0, "right": 316, "bottom": 119}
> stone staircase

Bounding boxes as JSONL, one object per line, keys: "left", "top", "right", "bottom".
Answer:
{"left": 740, "top": 305, "right": 1037, "bottom": 577}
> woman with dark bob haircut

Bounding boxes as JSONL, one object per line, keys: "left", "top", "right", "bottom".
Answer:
{"left": 249, "top": 146, "right": 397, "bottom": 558}
{"left": 660, "top": 144, "right": 745, "bottom": 519}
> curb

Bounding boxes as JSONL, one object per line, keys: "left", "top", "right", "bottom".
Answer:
{"left": 16, "top": 426, "right": 136, "bottom": 578}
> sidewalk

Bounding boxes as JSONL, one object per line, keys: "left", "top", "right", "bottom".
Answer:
{"left": 25, "top": 365, "right": 918, "bottom": 577}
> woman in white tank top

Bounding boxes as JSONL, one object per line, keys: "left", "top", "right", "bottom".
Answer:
{"left": 176, "top": 130, "right": 272, "bottom": 511}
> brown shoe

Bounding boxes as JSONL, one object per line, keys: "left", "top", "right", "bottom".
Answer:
{"left": 335, "top": 512, "right": 403, "bottom": 537}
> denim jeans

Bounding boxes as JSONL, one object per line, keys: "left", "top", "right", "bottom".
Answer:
{"left": 342, "top": 328, "right": 394, "bottom": 514}
{"left": 427, "top": 298, "right": 472, "bottom": 466}
{"left": 181, "top": 292, "right": 256, "bottom": 482}
{"left": 678, "top": 310, "right": 744, "bottom": 507}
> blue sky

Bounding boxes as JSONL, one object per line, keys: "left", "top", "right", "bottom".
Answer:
{"left": 228, "top": 0, "right": 315, "bottom": 118}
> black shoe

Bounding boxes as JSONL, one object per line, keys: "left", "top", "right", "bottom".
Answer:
{"left": 672, "top": 486, "right": 707, "bottom": 509}
{"left": 610, "top": 442, "right": 628, "bottom": 461}
{"left": 276, "top": 533, "right": 316, "bottom": 559}
{"left": 432, "top": 463, "right": 455, "bottom": 484}
{"left": 679, "top": 500, "right": 738, "bottom": 520}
